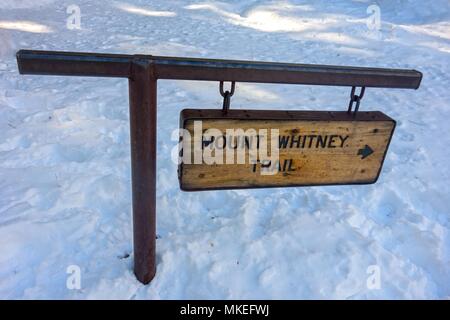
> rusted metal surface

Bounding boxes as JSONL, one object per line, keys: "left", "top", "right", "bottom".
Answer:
{"left": 347, "top": 86, "right": 366, "bottom": 115}
{"left": 15, "top": 49, "right": 423, "bottom": 285}
{"left": 17, "top": 50, "right": 422, "bottom": 88}
{"left": 128, "top": 59, "right": 157, "bottom": 284}
{"left": 219, "top": 81, "right": 235, "bottom": 114}
{"left": 16, "top": 50, "right": 132, "bottom": 78}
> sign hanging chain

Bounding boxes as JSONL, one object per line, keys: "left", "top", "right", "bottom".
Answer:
{"left": 347, "top": 86, "right": 365, "bottom": 116}
{"left": 220, "top": 81, "right": 236, "bottom": 114}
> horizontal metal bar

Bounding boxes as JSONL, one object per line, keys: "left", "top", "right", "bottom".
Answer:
{"left": 17, "top": 50, "right": 422, "bottom": 89}
{"left": 154, "top": 59, "right": 422, "bottom": 88}
{"left": 17, "top": 50, "right": 132, "bottom": 78}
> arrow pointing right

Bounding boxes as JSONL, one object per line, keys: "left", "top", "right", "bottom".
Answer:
{"left": 357, "top": 145, "right": 374, "bottom": 159}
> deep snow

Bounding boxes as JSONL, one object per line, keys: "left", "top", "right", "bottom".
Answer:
{"left": 0, "top": 0, "right": 449, "bottom": 299}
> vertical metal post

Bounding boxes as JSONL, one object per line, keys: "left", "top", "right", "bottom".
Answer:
{"left": 128, "top": 59, "right": 157, "bottom": 284}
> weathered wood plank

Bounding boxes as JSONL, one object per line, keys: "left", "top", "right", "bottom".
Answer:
{"left": 179, "top": 109, "right": 395, "bottom": 191}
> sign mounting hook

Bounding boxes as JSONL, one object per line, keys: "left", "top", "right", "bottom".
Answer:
{"left": 347, "top": 86, "right": 365, "bottom": 116}
{"left": 219, "top": 81, "right": 235, "bottom": 114}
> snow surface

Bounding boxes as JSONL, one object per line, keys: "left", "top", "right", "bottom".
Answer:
{"left": 0, "top": 0, "right": 449, "bottom": 299}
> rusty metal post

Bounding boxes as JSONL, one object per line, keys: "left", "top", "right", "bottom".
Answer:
{"left": 128, "top": 59, "right": 157, "bottom": 284}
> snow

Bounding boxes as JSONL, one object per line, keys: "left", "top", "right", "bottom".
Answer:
{"left": 0, "top": 0, "right": 449, "bottom": 299}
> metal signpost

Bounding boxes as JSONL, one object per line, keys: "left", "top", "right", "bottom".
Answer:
{"left": 16, "top": 49, "right": 422, "bottom": 284}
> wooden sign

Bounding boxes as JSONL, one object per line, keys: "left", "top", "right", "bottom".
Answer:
{"left": 178, "top": 109, "right": 395, "bottom": 191}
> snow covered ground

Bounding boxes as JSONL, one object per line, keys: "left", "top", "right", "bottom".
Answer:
{"left": 0, "top": 0, "right": 449, "bottom": 299}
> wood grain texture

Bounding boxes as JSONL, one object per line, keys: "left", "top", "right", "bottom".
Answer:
{"left": 179, "top": 109, "right": 395, "bottom": 191}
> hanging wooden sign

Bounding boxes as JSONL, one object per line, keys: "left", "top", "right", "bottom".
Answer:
{"left": 178, "top": 109, "right": 396, "bottom": 191}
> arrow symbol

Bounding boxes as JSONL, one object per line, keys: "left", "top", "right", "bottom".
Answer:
{"left": 358, "top": 145, "right": 374, "bottom": 159}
